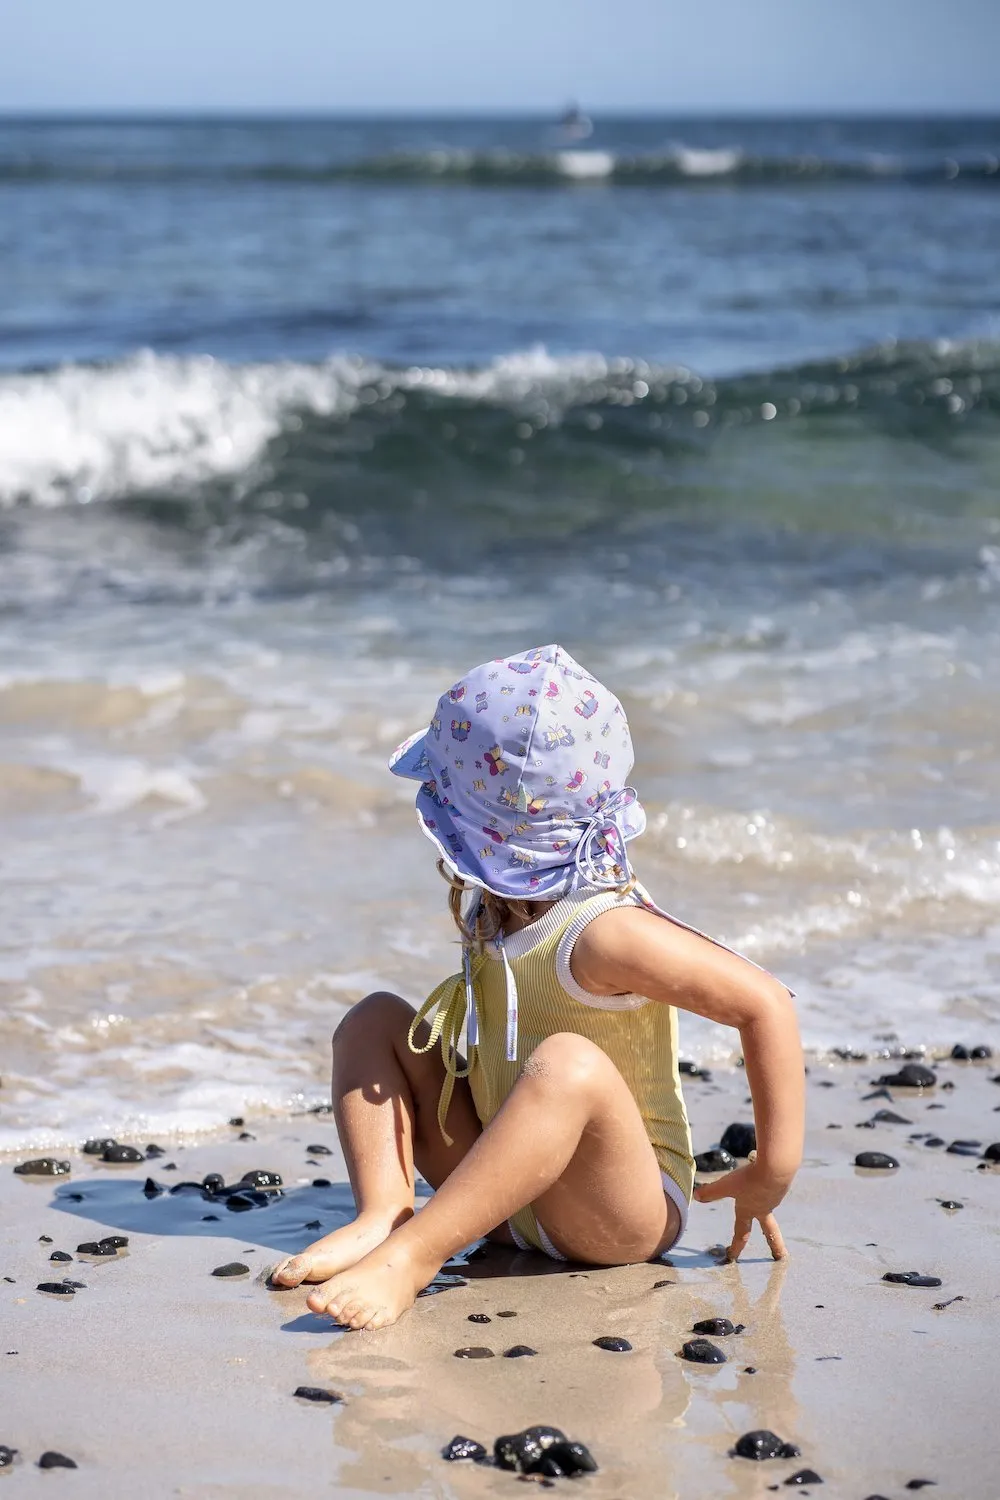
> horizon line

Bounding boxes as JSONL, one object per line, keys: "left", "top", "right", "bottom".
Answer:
{"left": 2, "top": 105, "right": 998, "bottom": 121}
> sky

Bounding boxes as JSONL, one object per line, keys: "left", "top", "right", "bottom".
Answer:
{"left": 1, "top": 0, "right": 998, "bottom": 114}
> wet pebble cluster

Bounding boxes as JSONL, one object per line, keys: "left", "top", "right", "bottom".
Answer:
{"left": 0, "top": 1447, "right": 78, "bottom": 1470}
{"left": 443, "top": 1425, "right": 597, "bottom": 1480}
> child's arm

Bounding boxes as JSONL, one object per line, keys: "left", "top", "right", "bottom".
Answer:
{"left": 572, "top": 905, "right": 804, "bottom": 1262}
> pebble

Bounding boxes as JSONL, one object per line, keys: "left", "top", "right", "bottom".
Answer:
{"left": 82, "top": 1138, "right": 116, "bottom": 1155}
{"left": 679, "top": 1060, "right": 710, "bottom": 1079}
{"left": 592, "top": 1336, "right": 632, "bottom": 1352}
{"left": 0, "top": 1446, "right": 16, "bottom": 1467}
{"left": 201, "top": 1215, "right": 220, "bottom": 1222}
{"left": 239, "top": 1169, "right": 283, "bottom": 1189}
{"left": 312, "top": 1178, "right": 332, "bottom": 1188}
{"left": 877, "top": 1063, "right": 936, "bottom": 1088}
{"left": 76, "top": 1241, "right": 117, "bottom": 1257}
{"left": 503, "top": 1346, "right": 538, "bottom": 1357}
{"left": 681, "top": 1338, "right": 727, "bottom": 1364}
{"left": 541, "top": 1441, "right": 598, "bottom": 1477}
{"left": 238, "top": 1131, "right": 255, "bottom": 1141}
{"left": 49, "top": 1251, "right": 72, "bottom": 1263}
{"left": 102, "top": 1144, "right": 145, "bottom": 1163}
{"left": 201, "top": 1173, "right": 225, "bottom": 1194}
{"left": 145, "top": 1143, "right": 166, "bottom": 1157}
{"left": 39, "top": 1235, "right": 52, "bottom": 1243}
{"left": 14, "top": 1158, "right": 71, "bottom": 1177}
{"left": 442, "top": 1435, "right": 487, "bottom": 1462}
{"left": 293, "top": 1386, "right": 342, "bottom": 1404}
{"left": 453, "top": 1347, "right": 495, "bottom": 1359}
{"left": 946, "top": 1140, "right": 982, "bottom": 1156}
{"left": 306, "top": 1144, "right": 332, "bottom": 1155}
{"left": 785, "top": 1470, "right": 823, "bottom": 1486}
{"left": 939, "top": 1200, "right": 963, "bottom": 1210}
{"left": 744, "top": 1366, "right": 758, "bottom": 1374}
{"left": 652, "top": 1279, "right": 673, "bottom": 1289}
{"left": 855, "top": 1152, "right": 899, "bottom": 1169}
{"left": 983, "top": 1143, "right": 1000, "bottom": 1162}
{"left": 36, "top": 1282, "right": 76, "bottom": 1296}
{"left": 38, "top": 1452, "right": 77, "bottom": 1469}
{"left": 883, "top": 1272, "right": 943, "bottom": 1288}
{"left": 497, "top": 1310, "right": 518, "bottom": 1317}
{"left": 720, "top": 1122, "right": 756, "bottom": 1157}
{"left": 970, "top": 1046, "right": 992, "bottom": 1060}
{"left": 304, "top": 1219, "right": 322, "bottom": 1230}
{"left": 694, "top": 1148, "right": 736, "bottom": 1173}
{"left": 494, "top": 1426, "right": 567, "bottom": 1474}
{"left": 100, "top": 1235, "right": 128, "bottom": 1250}
{"left": 732, "top": 1430, "right": 801, "bottom": 1461}
{"left": 143, "top": 1177, "right": 163, "bottom": 1197}
{"left": 692, "top": 1318, "right": 737, "bottom": 1336}
{"left": 923, "top": 1137, "right": 945, "bottom": 1148}
{"left": 869, "top": 1109, "right": 911, "bottom": 1124}
{"left": 467, "top": 1313, "right": 492, "bottom": 1324}
{"left": 905, "top": 1483, "right": 937, "bottom": 1492}
{"left": 229, "top": 1116, "right": 244, "bottom": 1127}
{"left": 211, "top": 1262, "right": 250, "bottom": 1277}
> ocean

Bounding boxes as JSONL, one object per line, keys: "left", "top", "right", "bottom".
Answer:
{"left": 2, "top": 114, "right": 999, "bottom": 1149}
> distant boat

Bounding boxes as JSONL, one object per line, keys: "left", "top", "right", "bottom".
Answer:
{"left": 556, "top": 104, "right": 593, "bottom": 142}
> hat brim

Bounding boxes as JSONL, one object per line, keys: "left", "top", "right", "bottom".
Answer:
{"left": 388, "top": 727, "right": 432, "bottom": 782}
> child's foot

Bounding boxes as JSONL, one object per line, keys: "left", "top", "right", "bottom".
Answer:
{"left": 305, "top": 1236, "right": 435, "bottom": 1331}
{"left": 271, "top": 1209, "right": 411, "bottom": 1287}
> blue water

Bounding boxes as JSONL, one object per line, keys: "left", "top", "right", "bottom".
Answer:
{"left": 1, "top": 115, "right": 999, "bottom": 1144}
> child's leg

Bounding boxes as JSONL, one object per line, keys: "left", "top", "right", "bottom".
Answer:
{"left": 306, "top": 1031, "right": 677, "bottom": 1330}
{"left": 272, "top": 991, "right": 482, "bottom": 1286}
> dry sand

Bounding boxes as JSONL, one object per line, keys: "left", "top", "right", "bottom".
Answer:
{"left": 2, "top": 1060, "right": 999, "bottom": 1498}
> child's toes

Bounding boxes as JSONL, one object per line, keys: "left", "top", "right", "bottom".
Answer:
{"left": 273, "top": 1255, "right": 309, "bottom": 1287}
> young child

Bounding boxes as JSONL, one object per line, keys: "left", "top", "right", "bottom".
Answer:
{"left": 273, "top": 645, "right": 803, "bottom": 1330}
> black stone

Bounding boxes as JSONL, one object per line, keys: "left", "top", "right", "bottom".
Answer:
{"left": 494, "top": 1426, "right": 566, "bottom": 1473}
{"left": 744, "top": 1366, "right": 758, "bottom": 1373}
{"left": 786, "top": 1471, "right": 823, "bottom": 1486}
{"left": 869, "top": 1109, "right": 911, "bottom": 1124}
{"left": 442, "top": 1435, "right": 488, "bottom": 1462}
{"left": 39, "top": 1235, "right": 52, "bottom": 1243}
{"left": 238, "top": 1131, "right": 255, "bottom": 1140}
{"left": 732, "top": 1430, "right": 799, "bottom": 1461}
{"left": 201, "top": 1214, "right": 219, "bottom": 1222}
{"left": 306, "top": 1144, "right": 332, "bottom": 1155}
{"left": 983, "top": 1143, "right": 1000, "bottom": 1162}
{"left": 695, "top": 1148, "right": 736, "bottom": 1173}
{"left": 201, "top": 1173, "right": 225, "bottom": 1194}
{"left": 228, "top": 1116, "right": 244, "bottom": 1127}
{"left": 14, "top": 1158, "right": 70, "bottom": 1177}
{"left": 49, "top": 1251, "right": 72, "bottom": 1263}
{"left": 61, "top": 1279, "right": 86, "bottom": 1289}
{"left": 855, "top": 1152, "right": 899, "bottom": 1169}
{"left": 939, "top": 1200, "right": 963, "bottom": 1210}
{"left": 98, "top": 1235, "right": 128, "bottom": 1250}
{"left": 293, "top": 1386, "right": 342, "bottom": 1404}
{"left": 0, "top": 1446, "right": 16, "bottom": 1468}
{"left": 924, "top": 1137, "right": 945, "bottom": 1148}
{"left": 145, "top": 1143, "right": 166, "bottom": 1157}
{"left": 504, "top": 1345, "right": 538, "bottom": 1357}
{"left": 905, "top": 1484, "right": 937, "bottom": 1492}
{"left": 36, "top": 1282, "right": 76, "bottom": 1295}
{"left": 38, "top": 1452, "right": 77, "bottom": 1469}
{"left": 946, "top": 1139, "right": 982, "bottom": 1155}
{"left": 212, "top": 1262, "right": 250, "bottom": 1277}
{"left": 304, "top": 1219, "right": 322, "bottom": 1230}
{"left": 102, "top": 1144, "right": 144, "bottom": 1163}
{"left": 82, "top": 1138, "right": 117, "bottom": 1155}
{"left": 970, "top": 1045, "right": 992, "bottom": 1060}
{"left": 76, "top": 1241, "right": 116, "bottom": 1256}
{"left": 142, "top": 1177, "right": 163, "bottom": 1197}
{"left": 653, "top": 1279, "right": 673, "bottom": 1288}
{"left": 883, "top": 1272, "right": 943, "bottom": 1287}
{"left": 169, "top": 1181, "right": 207, "bottom": 1195}
{"left": 720, "top": 1122, "right": 757, "bottom": 1157}
{"left": 692, "top": 1318, "right": 737, "bottom": 1336}
{"left": 543, "top": 1441, "right": 598, "bottom": 1477}
{"left": 950, "top": 1044, "right": 970, "bottom": 1060}
{"left": 239, "top": 1169, "right": 282, "bottom": 1189}
{"left": 593, "top": 1336, "right": 632, "bottom": 1352}
{"left": 467, "top": 1313, "right": 492, "bottom": 1323}
{"left": 453, "top": 1347, "right": 494, "bottom": 1359}
{"left": 877, "top": 1063, "right": 935, "bottom": 1088}
{"left": 497, "top": 1310, "right": 518, "bottom": 1317}
{"left": 312, "top": 1178, "right": 332, "bottom": 1188}
{"left": 681, "top": 1338, "right": 727, "bottom": 1363}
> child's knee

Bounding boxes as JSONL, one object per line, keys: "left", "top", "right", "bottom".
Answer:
{"left": 523, "top": 1032, "right": 606, "bottom": 1094}
{"left": 332, "top": 990, "right": 414, "bottom": 1049}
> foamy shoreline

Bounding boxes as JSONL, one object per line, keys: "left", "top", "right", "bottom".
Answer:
{"left": 3, "top": 1061, "right": 998, "bottom": 1497}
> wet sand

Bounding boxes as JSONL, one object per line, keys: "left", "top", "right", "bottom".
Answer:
{"left": 2, "top": 1060, "right": 998, "bottom": 1498}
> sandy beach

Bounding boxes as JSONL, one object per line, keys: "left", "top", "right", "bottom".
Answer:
{"left": 3, "top": 1057, "right": 998, "bottom": 1498}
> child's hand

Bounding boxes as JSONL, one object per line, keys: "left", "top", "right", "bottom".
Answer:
{"left": 692, "top": 1159, "right": 791, "bottom": 1263}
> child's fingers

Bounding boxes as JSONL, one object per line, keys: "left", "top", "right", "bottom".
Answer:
{"left": 725, "top": 1211, "right": 754, "bottom": 1263}
{"left": 760, "top": 1213, "right": 788, "bottom": 1261}
{"left": 693, "top": 1175, "right": 736, "bottom": 1204}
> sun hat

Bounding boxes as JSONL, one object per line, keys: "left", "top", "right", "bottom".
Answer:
{"left": 389, "top": 644, "right": 647, "bottom": 902}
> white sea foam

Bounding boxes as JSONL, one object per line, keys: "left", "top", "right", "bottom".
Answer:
{"left": 556, "top": 150, "right": 616, "bottom": 180}
{"left": 673, "top": 145, "right": 743, "bottom": 177}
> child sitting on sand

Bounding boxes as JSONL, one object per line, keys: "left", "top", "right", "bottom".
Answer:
{"left": 273, "top": 645, "right": 803, "bottom": 1330}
